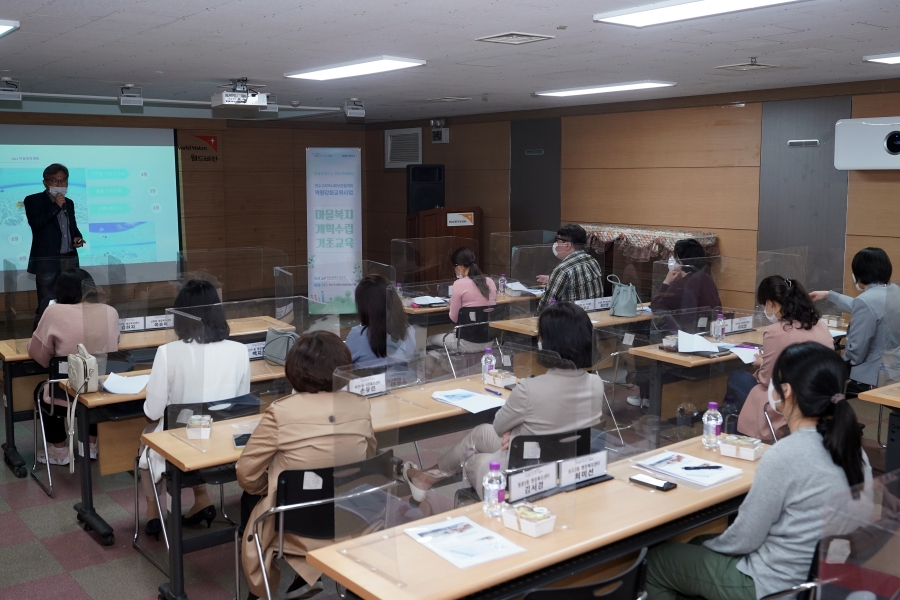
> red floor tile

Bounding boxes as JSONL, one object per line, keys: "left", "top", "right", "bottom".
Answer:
{"left": 0, "top": 511, "right": 37, "bottom": 548}
{"left": 41, "top": 519, "right": 141, "bottom": 572}
{"left": 0, "top": 475, "right": 82, "bottom": 511}
{"left": 0, "top": 573, "right": 91, "bottom": 600}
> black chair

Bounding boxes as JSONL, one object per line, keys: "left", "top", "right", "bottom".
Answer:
{"left": 30, "top": 356, "right": 69, "bottom": 497}
{"left": 245, "top": 450, "right": 397, "bottom": 600}
{"left": 442, "top": 304, "right": 508, "bottom": 378}
{"left": 522, "top": 547, "right": 648, "bottom": 600}
{"left": 508, "top": 428, "right": 592, "bottom": 471}
{"left": 759, "top": 541, "right": 821, "bottom": 600}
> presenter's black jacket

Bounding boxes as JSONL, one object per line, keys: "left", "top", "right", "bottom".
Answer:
{"left": 24, "top": 191, "right": 82, "bottom": 275}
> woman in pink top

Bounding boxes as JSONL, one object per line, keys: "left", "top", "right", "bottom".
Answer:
{"left": 731, "top": 276, "right": 834, "bottom": 440}
{"left": 427, "top": 247, "right": 497, "bottom": 354}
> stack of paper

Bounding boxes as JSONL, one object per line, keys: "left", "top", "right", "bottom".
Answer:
{"left": 507, "top": 282, "right": 543, "bottom": 296}
{"left": 637, "top": 451, "right": 743, "bottom": 487}
{"left": 412, "top": 296, "right": 448, "bottom": 306}
{"left": 677, "top": 330, "right": 720, "bottom": 354}
{"left": 405, "top": 516, "right": 525, "bottom": 569}
{"left": 432, "top": 389, "right": 505, "bottom": 413}
{"left": 103, "top": 373, "right": 151, "bottom": 395}
{"left": 729, "top": 347, "right": 760, "bottom": 364}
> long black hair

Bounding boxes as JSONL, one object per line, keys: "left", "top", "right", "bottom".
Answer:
{"left": 537, "top": 301, "right": 594, "bottom": 369}
{"left": 354, "top": 274, "right": 409, "bottom": 358}
{"left": 757, "top": 275, "right": 820, "bottom": 331}
{"left": 172, "top": 279, "right": 229, "bottom": 344}
{"left": 451, "top": 247, "right": 490, "bottom": 300}
{"left": 771, "top": 342, "right": 865, "bottom": 490}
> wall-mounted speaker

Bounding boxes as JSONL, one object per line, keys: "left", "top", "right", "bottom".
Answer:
{"left": 407, "top": 164, "right": 445, "bottom": 214}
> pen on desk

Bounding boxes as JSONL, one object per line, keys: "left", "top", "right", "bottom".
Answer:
{"left": 682, "top": 465, "right": 722, "bottom": 470}
{"left": 484, "top": 388, "right": 503, "bottom": 396}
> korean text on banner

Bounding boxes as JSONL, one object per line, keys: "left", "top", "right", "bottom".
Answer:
{"left": 306, "top": 148, "right": 363, "bottom": 314}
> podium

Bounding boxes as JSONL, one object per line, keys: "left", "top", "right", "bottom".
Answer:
{"left": 406, "top": 206, "right": 483, "bottom": 259}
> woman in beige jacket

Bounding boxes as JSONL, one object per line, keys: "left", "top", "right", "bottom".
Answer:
{"left": 237, "top": 331, "right": 375, "bottom": 600}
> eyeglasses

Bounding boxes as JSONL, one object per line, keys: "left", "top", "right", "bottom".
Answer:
{"left": 554, "top": 237, "right": 571, "bottom": 244}
{"left": 45, "top": 178, "right": 68, "bottom": 185}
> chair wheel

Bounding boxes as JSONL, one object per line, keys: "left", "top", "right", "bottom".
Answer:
{"left": 102, "top": 533, "right": 114, "bottom": 546}
{"left": 14, "top": 466, "right": 26, "bottom": 478}
{"left": 82, "top": 522, "right": 93, "bottom": 532}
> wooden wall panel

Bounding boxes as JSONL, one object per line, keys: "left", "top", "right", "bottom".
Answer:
{"left": 561, "top": 167, "right": 760, "bottom": 231}
{"left": 705, "top": 228, "right": 758, "bottom": 260}
{"left": 182, "top": 216, "right": 226, "bottom": 250}
{"left": 180, "top": 170, "right": 226, "bottom": 219}
{"left": 847, "top": 171, "right": 900, "bottom": 237}
{"left": 223, "top": 129, "right": 293, "bottom": 173}
{"left": 851, "top": 92, "right": 900, "bottom": 118}
{"left": 422, "top": 122, "right": 510, "bottom": 170}
{"left": 719, "top": 290, "right": 756, "bottom": 310}
{"left": 444, "top": 170, "right": 510, "bottom": 219}
{"left": 562, "top": 105, "right": 762, "bottom": 169}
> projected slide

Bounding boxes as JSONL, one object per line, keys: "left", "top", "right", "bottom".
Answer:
{"left": 0, "top": 125, "right": 179, "bottom": 275}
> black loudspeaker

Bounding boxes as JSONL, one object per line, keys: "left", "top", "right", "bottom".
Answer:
{"left": 407, "top": 164, "right": 445, "bottom": 214}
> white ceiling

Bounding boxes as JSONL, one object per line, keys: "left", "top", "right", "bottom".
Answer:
{"left": 2, "top": 0, "right": 900, "bottom": 121}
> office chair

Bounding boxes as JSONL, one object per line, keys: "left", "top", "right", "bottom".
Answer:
{"left": 442, "top": 304, "right": 507, "bottom": 378}
{"left": 522, "top": 547, "right": 648, "bottom": 600}
{"left": 30, "top": 356, "right": 69, "bottom": 497}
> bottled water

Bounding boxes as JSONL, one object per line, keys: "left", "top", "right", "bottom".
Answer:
{"left": 481, "top": 348, "right": 496, "bottom": 383}
{"left": 713, "top": 313, "right": 726, "bottom": 343}
{"left": 702, "top": 402, "right": 723, "bottom": 449}
{"left": 482, "top": 461, "right": 506, "bottom": 517}
{"left": 498, "top": 273, "right": 507, "bottom": 296}
{"left": 721, "top": 394, "right": 739, "bottom": 434}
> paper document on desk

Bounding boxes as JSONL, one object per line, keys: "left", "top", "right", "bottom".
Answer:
{"left": 405, "top": 516, "right": 525, "bottom": 569}
{"left": 432, "top": 389, "right": 505, "bottom": 413}
{"left": 637, "top": 451, "right": 743, "bottom": 487}
{"left": 729, "top": 347, "right": 760, "bottom": 365}
{"left": 677, "top": 330, "right": 720, "bottom": 354}
{"left": 506, "top": 281, "right": 543, "bottom": 296}
{"left": 830, "top": 329, "right": 846, "bottom": 338}
{"left": 102, "top": 373, "right": 150, "bottom": 394}
{"left": 412, "top": 296, "right": 448, "bottom": 306}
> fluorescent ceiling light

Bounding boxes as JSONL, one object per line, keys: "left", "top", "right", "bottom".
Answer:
{"left": 284, "top": 56, "right": 425, "bottom": 81}
{"left": 594, "top": 0, "right": 806, "bottom": 28}
{"left": 864, "top": 52, "right": 900, "bottom": 65}
{"left": 535, "top": 80, "right": 676, "bottom": 97}
{"left": 0, "top": 19, "right": 20, "bottom": 38}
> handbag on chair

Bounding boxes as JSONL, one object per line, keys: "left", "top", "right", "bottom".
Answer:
{"left": 65, "top": 343, "right": 98, "bottom": 473}
{"left": 265, "top": 327, "right": 300, "bottom": 366}
{"left": 606, "top": 275, "right": 640, "bottom": 317}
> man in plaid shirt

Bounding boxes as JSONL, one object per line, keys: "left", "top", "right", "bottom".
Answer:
{"left": 536, "top": 224, "right": 604, "bottom": 312}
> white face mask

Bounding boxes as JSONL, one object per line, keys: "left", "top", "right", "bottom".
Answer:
{"left": 764, "top": 303, "right": 779, "bottom": 324}
{"left": 852, "top": 274, "right": 863, "bottom": 292}
{"left": 552, "top": 242, "right": 563, "bottom": 259}
{"left": 48, "top": 186, "right": 67, "bottom": 197}
{"left": 667, "top": 256, "right": 678, "bottom": 272}
{"left": 537, "top": 340, "right": 543, "bottom": 350}
{"left": 767, "top": 380, "right": 783, "bottom": 414}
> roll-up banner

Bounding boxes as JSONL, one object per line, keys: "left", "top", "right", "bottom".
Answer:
{"left": 306, "top": 148, "right": 362, "bottom": 314}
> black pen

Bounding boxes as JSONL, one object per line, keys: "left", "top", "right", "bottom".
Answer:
{"left": 682, "top": 465, "right": 722, "bottom": 470}
{"left": 484, "top": 388, "right": 503, "bottom": 396}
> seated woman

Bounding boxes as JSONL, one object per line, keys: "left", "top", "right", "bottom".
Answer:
{"left": 730, "top": 276, "right": 833, "bottom": 439}
{"left": 345, "top": 274, "right": 416, "bottom": 365}
{"left": 646, "top": 342, "right": 871, "bottom": 600}
{"left": 237, "top": 331, "right": 375, "bottom": 600}
{"left": 426, "top": 247, "right": 497, "bottom": 353}
{"left": 404, "top": 302, "right": 604, "bottom": 499}
{"left": 811, "top": 247, "right": 900, "bottom": 395}
{"left": 29, "top": 268, "right": 119, "bottom": 465}
{"left": 651, "top": 238, "right": 722, "bottom": 312}
{"left": 140, "top": 280, "right": 251, "bottom": 539}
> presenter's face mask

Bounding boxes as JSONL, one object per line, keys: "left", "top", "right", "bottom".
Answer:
{"left": 47, "top": 185, "right": 67, "bottom": 197}
{"left": 767, "top": 380, "right": 783, "bottom": 414}
{"left": 764, "top": 302, "right": 779, "bottom": 324}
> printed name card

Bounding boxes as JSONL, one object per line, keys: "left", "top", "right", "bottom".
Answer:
{"left": 574, "top": 297, "right": 612, "bottom": 312}
{"left": 595, "top": 296, "right": 613, "bottom": 310}
{"left": 246, "top": 341, "right": 266, "bottom": 360}
{"left": 574, "top": 299, "right": 596, "bottom": 311}
{"left": 559, "top": 451, "right": 608, "bottom": 487}
{"left": 146, "top": 314, "right": 174, "bottom": 330}
{"left": 349, "top": 373, "right": 386, "bottom": 397}
{"left": 508, "top": 463, "right": 558, "bottom": 502}
{"left": 732, "top": 316, "right": 753, "bottom": 332}
{"left": 119, "top": 317, "right": 145, "bottom": 332}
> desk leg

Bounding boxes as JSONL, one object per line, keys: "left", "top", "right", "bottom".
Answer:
{"left": 647, "top": 361, "right": 664, "bottom": 449}
{"left": 886, "top": 408, "right": 900, "bottom": 474}
{"left": 159, "top": 463, "right": 187, "bottom": 600}
{"left": 73, "top": 403, "right": 114, "bottom": 546}
{"left": 1, "top": 360, "right": 26, "bottom": 478}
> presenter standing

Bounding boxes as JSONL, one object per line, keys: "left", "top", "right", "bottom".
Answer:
{"left": 25, "top": 164, "right": 85, "bottom": 306}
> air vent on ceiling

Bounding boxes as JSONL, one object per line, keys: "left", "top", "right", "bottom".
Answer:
{"left": 476, "top": 31, "right": 555, "bottom": 45}
{"left": 427, "top": 97, "right": 472, "bottom": 102}
{"left": 715, "top": 57, "right": 779, "bottom": 72}
{"left": 385, "top": 127, "right": 422, "bottom": 168}
{"left": 788, "top": 139, "right": 820, "bottom": 147}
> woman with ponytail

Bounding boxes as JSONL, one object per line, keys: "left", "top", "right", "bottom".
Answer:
{"left": 646, "top": 342, "right": 871, "bottom": 600}
{"left": 729, "top": 275, "right": 833, "bottom": 439}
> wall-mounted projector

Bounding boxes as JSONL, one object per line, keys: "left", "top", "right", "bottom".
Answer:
{"left": 118, "top": 84, "right": 143, "bottom": 106}
{"left": 835, "top": 117, "right": 900, "bottom": 170}
{"left": 211, "top": 90, "right": 268, "bottom": 108}
{"left": 344, "top": 98, "right": 365, "bottom": 119}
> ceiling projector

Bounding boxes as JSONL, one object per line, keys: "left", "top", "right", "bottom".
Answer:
{"left": 211, "top": 78, "right": 267, "bottom": 108}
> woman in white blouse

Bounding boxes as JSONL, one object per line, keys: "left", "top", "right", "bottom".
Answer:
{"left": 139, "top": 280, "right": 251, "bottom": 539}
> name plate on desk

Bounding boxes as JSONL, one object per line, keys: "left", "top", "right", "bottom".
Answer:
{"left": 146, "top": 314, "right": 174, "bottom": 330}
{"left": 575, "top": 297, "right": 610, "bottom": 312}
{"left": 732, "top": 316, "right": 753, "bottom": 332}
{"left": 119, "top": 317, "right": 145, "bottom": 333}
{"left": 246, "top": 341, "right": 266, "bottom": 360}
{"left": 574, "top": 299, "right": 595, "bottom": 311}
{"left": 508, "top": 463, "right": 557, "bottom": 502}
{"left": 560, "top": 451, "right": 608, "bottom": 487}
{"left": 596, "top": 297, "right": 613, "bottom": 310}
{"left": 349, "top": 373, "right": 386, "bottom": 397}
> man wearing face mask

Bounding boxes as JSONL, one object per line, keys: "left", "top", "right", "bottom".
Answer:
{"left": 535, "top": 224, "right": 603, "bottom": 313}
{"left": 24, "top": 164, "right": 85, "bottom": 306}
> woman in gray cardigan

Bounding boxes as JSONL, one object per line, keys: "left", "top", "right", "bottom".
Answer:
{"left": 811, "top": 247, "right": 900, "bottom": 394}
{"left": 646, "top": 342, "right": 871, "bottom": 600}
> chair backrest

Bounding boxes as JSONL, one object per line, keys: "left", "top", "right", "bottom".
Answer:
{"left": 162, "top": 393, "right": 262, "bottom": 430}
{"left": 508, "top": 428, "right": 591, "bottom": 471}
{"left": 276, "top": 449, "right": 395, "bottom": 540}
{"left": 457, "top": 304, "right": 506, "bottom": 343}
{"left": 523, "top": 547, "right": 648, "bottom": 600}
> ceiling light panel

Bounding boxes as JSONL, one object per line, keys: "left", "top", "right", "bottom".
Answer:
{"left": 536, "top": 80, "right": 676, "bottom": 97}
{"left": 864, "top": 52, "right": 900, "bottom": 65}
{"left": 284, "top": 56, "right": 425, "bottom": 81}
{"left": 0, "top": 19, "right": 20, "bottom": 38}
{"left": 476, "top": 32, "right": 555, "bottom": 45}
{"left": 593, "top": 0, "right": 807, "bottom": 28}
{"left": 427, "top": 97, "right": 472, "bottom": 102}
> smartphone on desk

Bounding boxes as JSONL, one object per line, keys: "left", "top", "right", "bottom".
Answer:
{"left": 232, "top": 433, "right": 251, "bottom": 449}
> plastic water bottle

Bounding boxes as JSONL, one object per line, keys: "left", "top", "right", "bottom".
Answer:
{"left": 713, "top": 313, "right": 726, "bottom": 343}
{"left": 721, "top": 394, "right": 739, "bottom": 434}
{"left": 482, "top": 461, "right": 506, "bottom": 517}
{"left": 702, "top": 402, "right": 723, "bottom": 449}
{"left": 498, "top": 273, "right": 507, "bottom": 296}
{"left": 481, "top": 348, "right": 496, "bottom": 383}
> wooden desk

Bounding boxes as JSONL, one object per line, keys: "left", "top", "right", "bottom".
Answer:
{"left": 1, "top": 314, "right": 290, "bottom": 480}
{"left": 141, "top": 374, "right": 512, "bottom": 600}
{"left": 308, "top": 438, "right": 762, "bottom": 600}
{"left": 858, "top": 384, "right": 900, "bottom": 473}
{"left": 403, "top": 294, "right": 533, "bottom": 316}
{"left": 491, "top": 306, "right": 653, "bottom": 338}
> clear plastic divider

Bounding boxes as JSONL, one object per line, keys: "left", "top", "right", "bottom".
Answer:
{"left": 489, "top": 230, "right": 556, "bottom": 279}
{"left": 177, "top": 247, "right": 289, "bottom": 301}
{"left": 391, "top": 237, "right": 479, "bottom": 285}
